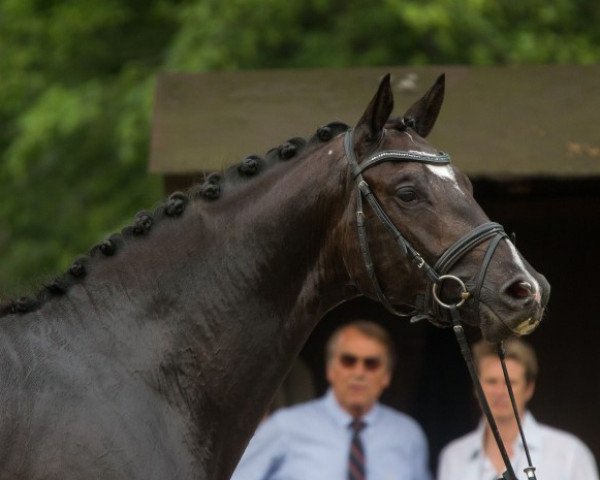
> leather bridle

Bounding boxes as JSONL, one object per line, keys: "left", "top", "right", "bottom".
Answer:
{"left": 344, "top": 129, "right": 507, "bottom": 324}
{"left": 344, "top": 128, "right": 538, "bottom": 480}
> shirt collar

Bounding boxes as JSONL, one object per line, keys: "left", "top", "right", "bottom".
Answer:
{"left": 323, "top": 388, "right": 381, "bottom": 428}
{"left": 520, "top": 411, "right": 542, "bottom": 450}
{"left": 468, "top": 411, "right": 541, "bottom": 461}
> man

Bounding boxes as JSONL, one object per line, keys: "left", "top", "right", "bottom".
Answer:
{"left": 437, "top": 337, "right": 599, "bottom": 480}
{"left": 231, "top": 320, "right": 431, "bottom": 480}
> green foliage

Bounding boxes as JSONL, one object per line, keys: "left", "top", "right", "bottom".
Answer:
{"left": 1, "top": 0, "right": 599, "bottom": 297}
{"left": 0, "top": 0, "right": 177, "bottom": 297}
{"left": 165, "top": 0, "right": 600, "bottom": 69}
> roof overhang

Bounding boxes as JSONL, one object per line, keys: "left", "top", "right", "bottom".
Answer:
{"left": 149, "top": 66, "right": 600, "bottom": 178}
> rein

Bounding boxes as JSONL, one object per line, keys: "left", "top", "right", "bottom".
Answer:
{"left": 344, "top": 129, "right": 538, "bottom": 480}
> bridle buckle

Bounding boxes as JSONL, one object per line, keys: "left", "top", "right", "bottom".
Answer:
{"left": 414, "top": 255, "right": 425, "bottom": 269}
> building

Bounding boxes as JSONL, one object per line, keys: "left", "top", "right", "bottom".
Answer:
{"left": 149, "top": 66, "right": 600, "bottom": 467}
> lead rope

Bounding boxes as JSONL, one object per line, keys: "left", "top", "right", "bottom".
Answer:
{"left": 449, "top": 307, "right": 518, "bottom": 480}
{"left": 498, "top": 343, "right": 538, "bottom": 480}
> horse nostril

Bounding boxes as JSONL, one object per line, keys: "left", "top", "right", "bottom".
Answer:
{"left": 506, "top": 281, "right": 533, "bottom": 299}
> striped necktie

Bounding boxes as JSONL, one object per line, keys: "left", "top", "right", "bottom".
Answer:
{"left": 348, "top": 418, "right": 366, "bottom": 480}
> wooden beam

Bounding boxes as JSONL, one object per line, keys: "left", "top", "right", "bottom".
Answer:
{"left": 149, "top": 66, "right": 600, "bottom": 178}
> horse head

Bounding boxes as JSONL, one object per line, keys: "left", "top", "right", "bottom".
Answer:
{"left": 339, "top": 74, "right": 550, "bottom": 342}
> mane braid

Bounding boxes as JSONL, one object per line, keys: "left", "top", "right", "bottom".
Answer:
{"left": 0, "top": 122, "right": 351, "bottom": 318}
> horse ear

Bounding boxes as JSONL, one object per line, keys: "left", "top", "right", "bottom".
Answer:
{"left": 403, "top": 73, "right": 445, "bottom": 138}
{"left": 354, "top": 73, "right": 394, "bottom": 146}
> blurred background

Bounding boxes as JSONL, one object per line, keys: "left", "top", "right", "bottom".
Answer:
{"left": 1, "top": 0, "right": 599, "bottom": 473}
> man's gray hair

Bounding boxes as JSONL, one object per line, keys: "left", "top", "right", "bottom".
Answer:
{"left": 325, "top": 320, "right": 396, "bottom": 370}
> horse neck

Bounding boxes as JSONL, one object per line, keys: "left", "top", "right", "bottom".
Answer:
{"left": 115, "top": 149, "right": 354, "bottom": 476}
{"left": 38, "top": 156, "right": 346, "bottom": 337}
{"left": 186, "top": 149, "right": 354, "bottom": 358}
{"left": 21, "top": 144, "right": 350, "bottom": 440}
{"left": 197, "top": 151, "right": 357, "bottom": 477}
{"left": 0, "top": 145, "right": 355, "bottom": 478}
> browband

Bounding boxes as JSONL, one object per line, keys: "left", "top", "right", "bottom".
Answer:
{"left": 356, "top": 149, "right": 451, "bottom": 176}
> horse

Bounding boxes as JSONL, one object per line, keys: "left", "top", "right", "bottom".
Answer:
{"left": 0, "top": 74, "right": 549, "bottom": 479}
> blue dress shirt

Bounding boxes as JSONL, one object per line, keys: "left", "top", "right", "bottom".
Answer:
{"left": 231, "top": 389, "right": 431, "bottom": 480}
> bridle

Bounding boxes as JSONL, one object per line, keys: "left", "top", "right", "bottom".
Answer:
{"left": 343, "top": 129, "right": 507, "bottom": 323}
{"left": 344, "top": 128, "right": 538, "bottom": 480}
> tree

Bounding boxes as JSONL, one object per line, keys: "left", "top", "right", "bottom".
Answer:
{"left": 0, "top": 0, "right": 181, "bottom": 296}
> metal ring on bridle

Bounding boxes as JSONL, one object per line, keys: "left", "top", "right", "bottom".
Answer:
{"left": 432, "top": 274, "right": 470, "bottom": 309}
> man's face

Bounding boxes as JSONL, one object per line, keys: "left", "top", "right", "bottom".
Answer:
{"left": 479, "top": 356, "right": 535, "bottom": 422}
{"left": 326, "top": 327, "right": 391, "bottom": 417}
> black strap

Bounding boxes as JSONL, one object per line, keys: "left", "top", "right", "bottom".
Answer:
{"left": 354, "top": 150, "right": 450, "bottom": 174}
{"left": 498, "top": 343, "right": 538, "bottom": 480}
{"left": 434, "top": 223, "right": 506, "bottom": 274}
{"left": 449, "top": 308, "right": 518, "bottom": 480}
{"left": 354, "top": 188, "right": 406, "bottom": 315}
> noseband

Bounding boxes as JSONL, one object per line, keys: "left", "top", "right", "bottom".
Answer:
{"left": 344, "top": 128, "right": 537, "bottom": 480}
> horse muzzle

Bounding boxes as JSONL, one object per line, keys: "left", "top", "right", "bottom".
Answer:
{"left": 477, "top": 272, "right": 550, "bottom": 342}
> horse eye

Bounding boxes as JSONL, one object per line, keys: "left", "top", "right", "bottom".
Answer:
{"left": 396, "top": 187, "right": 417, "bottom": 203}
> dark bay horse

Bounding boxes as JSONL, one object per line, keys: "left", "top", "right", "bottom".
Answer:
{"left": 0, "top": 75, "right": 549, "bottom": 479}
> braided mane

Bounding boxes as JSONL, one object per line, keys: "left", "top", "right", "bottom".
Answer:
{"left": 0, "top": 122, "right": 351, "bottom": 317}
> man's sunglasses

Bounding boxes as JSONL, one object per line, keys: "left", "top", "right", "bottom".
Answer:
{"left": 338, "top": 353, "right": 384, "bottom": 372}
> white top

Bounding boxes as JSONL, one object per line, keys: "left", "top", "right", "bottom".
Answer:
{"left": 437, "top": 412, "right": 599, "bottom": 480}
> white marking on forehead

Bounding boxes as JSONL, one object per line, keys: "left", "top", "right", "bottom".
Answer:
{"left": 328, "top": 149, "right": 333, "bottom": 155}
{"left": 507, "top": 241, "right": 540, "bottom": 293}
{"left": 425, "top": 164, "right": 463, "bottom": 194}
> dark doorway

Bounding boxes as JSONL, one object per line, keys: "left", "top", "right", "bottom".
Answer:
{"left": 299, "top": 177, "right": 600, "bottom": 473}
